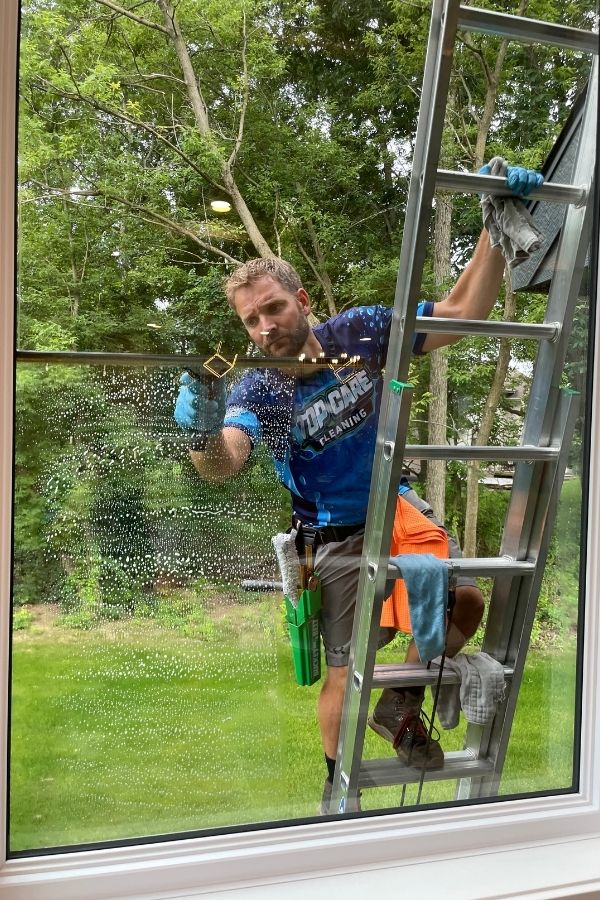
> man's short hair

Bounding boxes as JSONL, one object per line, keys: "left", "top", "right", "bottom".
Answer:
{"left": 224, "top": 258, "right": 303, "bottom": 306}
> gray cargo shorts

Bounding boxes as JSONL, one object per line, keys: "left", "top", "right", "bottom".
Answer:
{"left": 315, "top": 489, "right": 476, "bottom": 668}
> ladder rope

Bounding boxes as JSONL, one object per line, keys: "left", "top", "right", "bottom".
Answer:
{"left": 415, "top": 588, "right": 456, "bottom": 804}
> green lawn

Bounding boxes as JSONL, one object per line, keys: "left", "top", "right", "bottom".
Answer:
{"left": 9, "top": 600, "right": 578, "bottom": 853}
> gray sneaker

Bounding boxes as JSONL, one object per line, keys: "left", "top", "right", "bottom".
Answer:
{"left": 368, "top": 688, "right": 444, "bottom": 770}
{"left": 318, "top": 779, "right": 362, "bottom": 815}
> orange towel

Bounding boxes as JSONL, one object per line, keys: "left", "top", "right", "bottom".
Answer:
{"left": 380, "top": 495, "right": 449, "bottom": 632}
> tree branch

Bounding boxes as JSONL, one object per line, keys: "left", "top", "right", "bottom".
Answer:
{"left": 473, "top": 0, "right": 529, "bottom": 168}
{"left": 157, "top": 0, "right": 211, "bottom": 137}
{"left": 295, "top": 239, "right": 327, "bottom": 292}
{"left": 118, "top": 72, "right": 187, "bottom": 87}
{"left": 447, "top": 117, "right": 473, "bottom": 161}
{"left": 294, "top": 235, "right": 337, "bottom": 317}
{"left": 272, "top": 193, "right": 283, "bottom": 257}
{"left": 103, "top": 0, "right": 273, "bottom": 257}
{"left": 457, "top": 70, "right": 477, "bottom": 125}
{"left": 458, "top": 34, "right": 493, "bottom": 87}
{"left": 228, "top": 9, "right": 249, "bottom": 170}
{"left": 36, "top": 74, "right": 224, "bottom": 191}
{"left": 93, "top": 0, "right": 170, "bottom": 35}
{"left": 31, "top": 185, "right": 241, "bottom": 264}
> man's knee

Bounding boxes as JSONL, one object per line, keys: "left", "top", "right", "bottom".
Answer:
{"left": 454, "top": 585, "right": 485, "bottom": 633}
{"left": 446, "top": 586, "right": 484, "bottom": 655}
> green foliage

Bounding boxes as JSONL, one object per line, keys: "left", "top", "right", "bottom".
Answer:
{"left": 13, "top": 356, "right": 290, "bottom": 624}
{"left": 133, "top": 593, "right": 221, "bottom": 641}
{"left": 12, "top": 608, "right": 34, "bottom": 632}
{"left": 474, "top": 487, "right": 511, "bottom": 557}
{"left": 15, "top": 0, "right": 595, "bottom": 636}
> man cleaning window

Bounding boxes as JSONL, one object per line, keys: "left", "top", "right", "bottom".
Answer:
{"left": 174, "top": 163, "right": 543, "bottom": 814}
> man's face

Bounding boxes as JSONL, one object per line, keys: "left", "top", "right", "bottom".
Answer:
{"left": 232, "top": 275, "right": 311, "bottom": 358}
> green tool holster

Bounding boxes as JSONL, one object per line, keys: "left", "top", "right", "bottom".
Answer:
{"left": 285, "top": 524, "right": 322, "bottom": 686}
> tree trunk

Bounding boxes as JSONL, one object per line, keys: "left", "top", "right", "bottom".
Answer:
{"left": 158, "top": 0, "right": 274, "bottom": 259}
{"left": 224, "top": 174, "right": 274, "bottom": 258}
{"left": 426, "top": 191, "right": 452, "bottom": 519}
{"left": 463, "top": 271, "right": 515, "bottom": 557}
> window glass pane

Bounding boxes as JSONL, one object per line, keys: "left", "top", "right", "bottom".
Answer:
{"left": 11, "top": 0, "right": 597, "bottom": 853}
{"left": 12, "top": 363, "right": 302, "bottom": 848}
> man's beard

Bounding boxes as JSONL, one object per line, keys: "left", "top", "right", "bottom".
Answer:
{"left": 264, "top": 316, "right": 310, "bottom": 357}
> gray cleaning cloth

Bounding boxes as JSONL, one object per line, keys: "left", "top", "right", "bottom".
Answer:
{"left": 272, "top": 530, "right": 301, "bottom": 607}
{"left": 430, "top": 652, "right": 506, "bottom": 730}
{"left": 481, "top": 156, "right": 543, "bottom": 268}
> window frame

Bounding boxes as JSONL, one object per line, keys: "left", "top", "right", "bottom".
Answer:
{"left": 2, "top": 2, "right": 600, "bottom": 897}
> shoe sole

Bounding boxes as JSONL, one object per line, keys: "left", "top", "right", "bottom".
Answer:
{"left": 368, "top": 715, "right": 445, "bottom": 770}
{"left": 367, "top": 714, "right": 394, "bottom": 743}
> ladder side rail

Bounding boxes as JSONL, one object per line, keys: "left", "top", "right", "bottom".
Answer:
{"left": 521, "top": 63, "right": 597, "bottom": 449}
{"left": 490, "top": 393, "right": 578, "bottom": 717}
{"left": 460, "top": 392, "right": 579, "bottom": 799}
{"left": 477, "top": 468, "right": 547, "bottom": 657}
{"left": 331, "top": 0, "right": 462, "bottom": 813}
{"left": 470, "top": 413, "right": 566, "bottom": 663}
{"left": 497, "top": 61, "right": 597, "bottom": 568}
{"left": 428, "top": 57, "right": 595, "bottom": 804}
{"left": 487, "top": 404, "right": 578, "bottom": 656}
{"left": 332, "top": 386, "right": 414, "bottom": 811}
{"left": 469, "top": 57, "right": 596, "bottom": 660}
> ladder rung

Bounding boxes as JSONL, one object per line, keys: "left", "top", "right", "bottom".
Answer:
{"left": 371, "top": 661, "right": 514, "bottom": 690}
{"left": 446, "top": 556, "right": 535, "bottom": 576}
{"left": 358, "top": 751, "right": 494, "bottom": 789}
{"left": 404, "top": 445, "right": 560, "bottom": 461}
{"left": 458, "top": 5, "right": 599, "bottom": 54}
{"left": 436, "top": 169, "right": 587, "bottom": 205}
{"left": 416, "top": 316, "right": 561, "bottom": 341}
{"left": 385, "top": 557, "right": 536, "bottom": 582}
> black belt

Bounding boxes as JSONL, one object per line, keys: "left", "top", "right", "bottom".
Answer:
{"left": 293, "top": 520, "right": 365, "bottom": 545}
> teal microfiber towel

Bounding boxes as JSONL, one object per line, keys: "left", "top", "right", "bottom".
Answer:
{"left": 388, "top": 553, "right": 448, "bottom": 662}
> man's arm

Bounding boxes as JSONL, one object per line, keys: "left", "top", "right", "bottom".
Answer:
{"left": 189, "top": 427, "right": 252, "bottom": 481}
{"left": 420, "top": 160, "right": 543, "bottom": 352}
{"left": 421, "top": 228, "right": 505, "bottom": 352}
{"left": 174, "top": 371, "right": 252, "bottom": 480}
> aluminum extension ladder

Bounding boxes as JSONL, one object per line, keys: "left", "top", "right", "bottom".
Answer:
{"left": 331, "top": 0, "right": 598, "bottom": 814}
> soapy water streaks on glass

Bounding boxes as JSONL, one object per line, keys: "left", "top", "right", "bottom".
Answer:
{"left": 10, "top": 364, "right": 306, "bottom": 850}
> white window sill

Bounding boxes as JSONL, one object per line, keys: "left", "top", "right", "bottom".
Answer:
{"left": 1, "top": 828, "right": 600, "bottom": 900}
{"left": 158, "top": 834, "right": 600, "bottom": 900}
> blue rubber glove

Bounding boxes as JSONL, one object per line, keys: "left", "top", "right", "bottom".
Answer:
{"left": 506, "top": 165, "right": 544, "bottom": 197}
{"left": 174, "top": 371, "right": 226, "bottom": 443}
{"left": 479, "top": 162, "right": 544, "bottom": 197}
